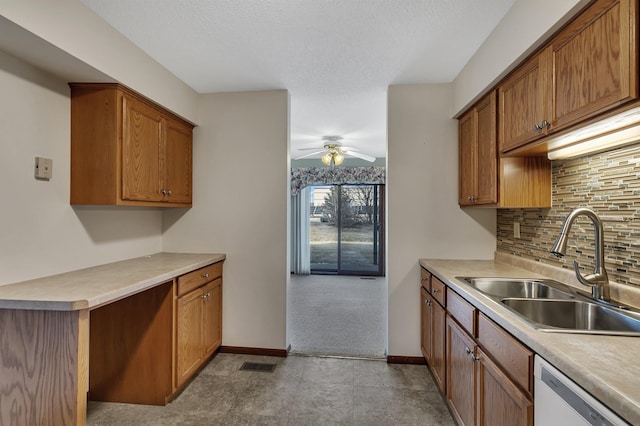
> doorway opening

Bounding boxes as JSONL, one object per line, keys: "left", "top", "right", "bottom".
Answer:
{"left": 310, "top": 184, "right": 385, "bottom": 276}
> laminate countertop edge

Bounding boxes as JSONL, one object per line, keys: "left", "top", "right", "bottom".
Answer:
{"left": 0, "top": 252, "right": 226, "bottom": 311}
{"left": 419, "top": 258, "right": 640, "bottom": 426}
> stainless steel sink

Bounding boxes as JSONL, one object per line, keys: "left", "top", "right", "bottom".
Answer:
{"left": 458, "top": 277, "right": 576, "bottom": 300}
{"left": 501, "top": 299, "right": 640, "bottom": 336}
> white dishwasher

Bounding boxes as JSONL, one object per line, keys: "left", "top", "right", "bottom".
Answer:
{"left": 534, "top": 356, "right": 628, "bottom": 426}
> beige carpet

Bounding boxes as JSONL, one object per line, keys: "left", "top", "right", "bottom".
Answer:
{"left": 288, "top": 275, "right": 387, "bottom": 358}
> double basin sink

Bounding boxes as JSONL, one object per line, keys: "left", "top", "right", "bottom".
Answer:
{"left": 456, "top": 277, "right": 640, "bottom": 336}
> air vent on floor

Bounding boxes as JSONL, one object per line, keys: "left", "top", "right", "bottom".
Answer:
{"left": 239, "top": 362, "right": 277, "bottom": 373}
{"left": 360, "top": 277, "right": 376, "bottom": 280}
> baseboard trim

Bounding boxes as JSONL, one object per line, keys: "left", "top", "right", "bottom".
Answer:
{"left": 219, "top": 346, "right": 288, "bottom": 358}
{"left": 386, "top": 355, "right": 426, "bottom": 365}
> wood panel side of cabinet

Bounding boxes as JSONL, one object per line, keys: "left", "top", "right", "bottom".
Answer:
{"left": 0, "top": 308, "right": 88, "bottom": 426}
{"left": 551, "top": 0, "right": 638, "bottom": 130}
{"left": 476, "top": 348, "right": 533, "bottom": 426}
{"left": 89, "top": 282, "right": 173, "bottom": 406}
{"left": 498, "top": 157, "right": 551, "bottom": 208}
{"left": 70, "top": 85, "right": 120, "bottom": 205}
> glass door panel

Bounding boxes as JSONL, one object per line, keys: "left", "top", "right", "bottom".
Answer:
{"left": 309, "top": 184, "right": 384, "bottom": 276}
{"left": 309, "top": 186, "right": 338, "bottom": 272}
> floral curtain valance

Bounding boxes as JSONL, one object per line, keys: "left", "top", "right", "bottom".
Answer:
{"left": 291, "top": 166, "right": 385, "bottom": 195}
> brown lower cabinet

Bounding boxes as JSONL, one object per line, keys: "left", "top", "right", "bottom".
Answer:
{"left": 421, "top": 279, "right": 446, "bottom": 392}
{"left": 420, "top": 268, "right": 533, "bottom": 426}
{"left": 89, "top": 260, "right": 224, "bottom": 405}
{"left": 176, "top": 277, "right": 222, "bottom": 388}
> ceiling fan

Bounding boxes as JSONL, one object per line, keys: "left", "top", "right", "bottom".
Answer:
{"left": 294, "top": 135, "right": 376, "bottom": 166}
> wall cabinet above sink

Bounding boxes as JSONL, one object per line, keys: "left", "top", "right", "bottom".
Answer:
{"left": 498, "top": 0, "right": 638, "bottom": 156}
{"left": 70, "top": 83, "right": 193, "bottom": 207}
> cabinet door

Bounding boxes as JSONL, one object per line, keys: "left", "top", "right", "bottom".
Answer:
{"left": 476, "top": 348, "right": 533, "bottom": 426}
{"left": 164, "top": 119, "right": 193, "bottom": 204}
{"left": 446, "top": 316, "right": 476, "bottom": 426}
{"left": 122, "top": 95, "right": 163, "bottom": 202}
{"left": 474, "top": 92, "right": 497, "bottom": 205}
{"left": 176, "top": 287, "right": 203, "bottom": 387}
{"left": 202, "top": 278, "right": 222, "bottom": 357}
{"left": 550, "top": 0, "right": 637, "bottom": 131}
{"left": 420, "top": 287, "right": 432, "bottom": 362}
{"left": 498, "top": 50, "right": 551, "bottom": 152}
{"left": 458, "top": 109, "right": 476, "bottom": 206}
{"left": 431, "top": 300, "right": 446, "bottom": 393}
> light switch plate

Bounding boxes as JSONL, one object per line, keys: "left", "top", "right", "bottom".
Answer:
{"left": 514, "top": 222, "right": 521, "bottom": 239}
{"left": 35, "top": 157, "right": 53, "bottom": 180}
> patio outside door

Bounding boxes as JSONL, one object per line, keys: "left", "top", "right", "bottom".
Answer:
{"left": 309, "top": 184, "right": 384, "bottom": 276}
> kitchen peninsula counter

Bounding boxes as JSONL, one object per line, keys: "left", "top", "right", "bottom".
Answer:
{"left": 420, "top": 257, "right": 640, "bottom": 425}
{"left": 0, "top": 252, "right": 225, "bottom": 311}
{"left": 0, "top": 252, "right": 226, "bottom": 426}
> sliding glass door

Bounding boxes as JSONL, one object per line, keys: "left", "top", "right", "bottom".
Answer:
{"left": 309, "top": 184, "right": 384, "bottom": 276}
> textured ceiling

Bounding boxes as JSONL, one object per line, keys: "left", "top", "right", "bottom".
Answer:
{"left": 80, "top": 0, "right": 515, "bottom": 159}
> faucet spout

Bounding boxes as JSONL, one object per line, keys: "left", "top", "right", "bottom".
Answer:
{"left": 550, "top": 207, "right": 610, "bottom": 300}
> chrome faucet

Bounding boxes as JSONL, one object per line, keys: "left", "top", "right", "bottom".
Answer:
{"left": 550, "top": 207, "right": 610, "bottom": 300}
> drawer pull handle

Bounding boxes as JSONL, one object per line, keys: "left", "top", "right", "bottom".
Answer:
{"left": 432, "top": 289, "right": 439, "bottom": 294}
{"left": 202, "top": 273, "right": 209, "bottom": 279}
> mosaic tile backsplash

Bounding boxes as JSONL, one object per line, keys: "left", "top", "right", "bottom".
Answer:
{"left": 497, "top": 142, "right": 640, "bottom": 286}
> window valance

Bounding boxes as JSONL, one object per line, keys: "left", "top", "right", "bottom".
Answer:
{"left": 291, "top": 166, "right": 385, "bottom": 196}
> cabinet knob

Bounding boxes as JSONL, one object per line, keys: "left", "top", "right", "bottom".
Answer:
{"left": 203, "top": 273, "right": 209, "bottom": 279}
{"left": 167, "top": 190, "right": 172, "bottom": 196}
{"left": 465, "top": 347, "right": 471, "bottom": 354}
{"left": 432, "top": 288, "right": 439, "bottom": 294}
{"left": 160, "top": 189, "right": 167, "bottom": 195}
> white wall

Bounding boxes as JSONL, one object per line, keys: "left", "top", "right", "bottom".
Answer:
{"left": 387, "top": 84, "right": 496, "bottom": 357}
{"left": 0, "top": 51, "right": 163, "bottom": 285}
{"left": 452, "top": 0, "right": 589, "bottom": 115}
{"left": 162, "top": 90, "right": 289, "bottom": 350}
{"left": 0, "top": 0, "right": 199, "bottom": 123}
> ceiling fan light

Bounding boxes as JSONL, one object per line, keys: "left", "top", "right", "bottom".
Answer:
{"left": 334, "top": 153, "right": 344, "bottom": 165}
{"left": 321, "top": 153, "right": 333, "bottom": 165}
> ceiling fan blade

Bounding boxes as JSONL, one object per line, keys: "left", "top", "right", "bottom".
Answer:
{"left": 298, "top": 146, "right": 325, "bottom": 151}
{"left": 344, "top": 150, "right": 376, "bottom": 162}
{"left": 294, "top": 150, "right": 325, "bottom": 160}
{"left": 340, "top": 146, "right": 360, "bottom": 151}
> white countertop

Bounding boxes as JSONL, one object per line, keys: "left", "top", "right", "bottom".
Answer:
{"left": 420, "top": 258, "right": 640, "bottom": 425}
{"left": 0, "top": 252, "right": 226, "bottom": 311}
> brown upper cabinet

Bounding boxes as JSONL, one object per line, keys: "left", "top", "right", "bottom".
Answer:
{"left": 70, "top": 83, "right": 193, "bottom": 207}
{"left": 459, "top": 92, "right": 498, "bottom": 206}
{"left": 459, "top": 91, "right": 551, "bottom": 208}
{"left": 498, "top": 0, "right": 638, "bottom": 154}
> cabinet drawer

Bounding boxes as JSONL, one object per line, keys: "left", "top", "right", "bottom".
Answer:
{"left": 431, "top": 276, "right": 446, "bottom": 306}
{"left": 420, "top": 268, "right": 431, "bottom": 291}
{"left": 446, "top": 288, "right": 476, "bottom": 336}
{"left": 178, "top": 262, "right": 223, "bottom": 297}
{"left": 477, "top": 313, "right": 533, "bottom": 394}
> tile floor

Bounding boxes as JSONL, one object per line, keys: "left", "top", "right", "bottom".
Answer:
{"left": 87, "top": 353, "right": 455, "bottom": 425}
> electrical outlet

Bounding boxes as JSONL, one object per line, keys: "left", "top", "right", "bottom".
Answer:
{"left": 514, "top": 222, "right": 521, "bottom": 239}
{"left": 35, "top": 157, "right": 53, "bottom": 180}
